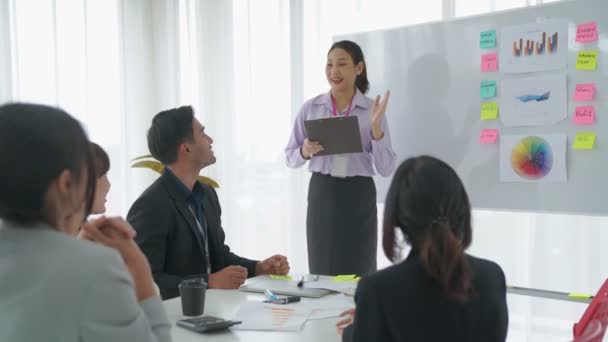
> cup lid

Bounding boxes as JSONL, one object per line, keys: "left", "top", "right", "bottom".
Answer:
{"left": 179, "top": 278, "right": 207, "bottom": 288}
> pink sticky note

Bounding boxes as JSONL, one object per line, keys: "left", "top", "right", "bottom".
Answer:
{"left": 573, "top": 83, "right": 596, "bottom": 101}
{"left": 481, "top": 53, "right": 498, "bottom": 72}
{"left": 573, "top": 105, "right": 596, "bottom": 125}
{"left": 576, "top": 22, "right": 598, "bottom": 43}
{"left": 479, "top": 129, "right": 499, "bottom": 144}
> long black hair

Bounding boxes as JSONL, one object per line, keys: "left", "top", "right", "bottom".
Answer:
{"left": 91, "top": 142, "right": 110, "bottom": 177}
{"left": 329, "top": 40, "right": 370, "bottom": 94}
{"left": 383, "top": 156, "right": 473, "bottom": 302}
{"left": 0, "top": 103, "right": 96, "bottom": 224}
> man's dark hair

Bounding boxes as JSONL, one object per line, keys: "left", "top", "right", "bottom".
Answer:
{"left": 147, "top": 106, "right": 195, "bottom": 164}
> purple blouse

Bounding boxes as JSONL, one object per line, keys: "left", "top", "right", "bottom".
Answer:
{"left": 285, "top": 89, "right": 396, "bottom": 177}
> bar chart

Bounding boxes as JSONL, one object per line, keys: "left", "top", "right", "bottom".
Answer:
{"left": 513, "top": 32, "right": 558, "bottom": 57}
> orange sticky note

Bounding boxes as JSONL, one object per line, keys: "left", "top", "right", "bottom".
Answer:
{"left": 479, "top": 129, "right": 499, "bottom": 144}
{"left": 573, "top": 105, "right": 595, "bottom": 125}
{"left": 481, "top": 53, "right": 498, "bottom": 72}
{"left": 576, "top": 22, "right": 598, "bottom": 43}
{"left": 574, "top": 83, "right": 595, "bottom": 101}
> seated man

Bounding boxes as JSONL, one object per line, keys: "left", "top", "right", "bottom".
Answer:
{"left": 128, "top": 105, "right": 290, "bottom": 299}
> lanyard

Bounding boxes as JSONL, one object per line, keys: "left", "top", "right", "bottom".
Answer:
{"left": 331, "top": 94, "right": 354, "bottom": 117}
{"left": 188, "top": 204, "right": 212, "bottom": 275}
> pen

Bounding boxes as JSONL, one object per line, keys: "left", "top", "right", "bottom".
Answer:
{"left": 297, "top": 274, "right": 320, "bottom": 288}
{"left": 281, "top": 296, "right": 301, "bottom": 304}
{"left": 270, "top": 296, "right": 301, "bottom": 304}
{"left": 265, "top": 289, "right": 278, "bottom": 301}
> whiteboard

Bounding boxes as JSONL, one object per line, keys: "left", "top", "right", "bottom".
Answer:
{"left": 340, "top": 0, "right": 608, "bottom": 215}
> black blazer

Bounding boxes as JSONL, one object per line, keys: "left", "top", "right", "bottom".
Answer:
{"left": 344, "top": 253, "right": 508, "bottom": 342}
{"left": 127, "top": 172, "right": 258, "bottom": 300}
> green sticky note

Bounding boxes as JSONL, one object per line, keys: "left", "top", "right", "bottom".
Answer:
{"left": 269, "top": 275, "right": 293, "bottom": 280}
{"left": 480, "top": 81, "right": 497, "bottom": 99}
{"left": 334, "top": 274, "right": 358, "bottom": 283}
{"left": 568, "top": 293, "right": 593, "bottom": 299}
{"left": 480, "top": 30, "right": 497, "bottom": 49}
{"left": 481, "top": 102, "right": 498, "bottom": 120}
{"left": 573, "top": 132, "right": 596, "bottom": 149}
{"left": 576, "top": 51, "right": 598, "bottom": 71}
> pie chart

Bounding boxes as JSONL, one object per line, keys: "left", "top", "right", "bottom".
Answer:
{"left": 510, "top": 136, "right": 553, "bottom": 180}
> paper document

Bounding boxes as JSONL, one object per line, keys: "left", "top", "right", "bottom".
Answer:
{"left": 499, "top": 20, "right": 568, "bottom": 74}
{"left": 300, "top": 294, "right": 355, "bottom": 320}
{"left": 303, "top": 279, "right": 358, "bottom": 295}
{"left": 499, "top": 134, "right": 567, "bottom": 183}
{"left": 232, "top": 301, "right": 313, "bottom": 332}
{"left": 499, "top": 74, "right": 566, "bottom": 127}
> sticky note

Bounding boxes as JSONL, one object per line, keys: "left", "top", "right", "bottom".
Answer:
{"left": 480, "top": 81, "right": 497, "bottom": 99}
{"left": 573, "top": 132, "right": 596, "bottom": 149}
{"left": 481, "top": 53, "right": 498, "bottom": 72}
{"left": 576, "top": 22, "right": 598, "bottom": 43}
{"left": 479, "top": 129, "right": 499, "bottom": 144}
{"left": 480, "top": 30, "right": 497, "bottom": 49}
{"left": 481, "top": 102, "right": 498, "bottom": 120}
{"left": 573, "top": 105, "right": 595, "bottom": 125}
{"left": 568, "top": 293, "right": 593, "bottom": 299}
{"left": 269, "top": 275, "right": 293, "bottom": 280}
{"left": 576, "top": 51, "right": 598, "bottom": 71}
{"left": 573, "top": 83, "right": 596, "bottom": 101}
{"left": 334, "top": 275, "right": 360, "bottom": 283}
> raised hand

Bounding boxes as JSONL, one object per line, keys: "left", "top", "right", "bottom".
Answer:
{"left": 370, "top": 90, "right": 390, "bottom": 140}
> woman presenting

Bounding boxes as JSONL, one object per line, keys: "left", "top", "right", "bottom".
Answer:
{"left": 285, "top": 40, "right": 396, "bottom": 276}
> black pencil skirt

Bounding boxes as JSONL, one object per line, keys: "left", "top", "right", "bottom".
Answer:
{"left": 307, "top": 172, "right": 377, "bottom": 276}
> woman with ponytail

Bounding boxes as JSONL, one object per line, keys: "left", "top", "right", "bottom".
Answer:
{"left": 285, "top": 40, "right": 396, "bottom": 276}
{"left": 338, "top": 156, "right": 508, "bottom": 342}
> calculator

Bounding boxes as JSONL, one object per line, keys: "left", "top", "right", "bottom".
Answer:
{"left": 176, "top": 315, "right": 242, "bottom": 333}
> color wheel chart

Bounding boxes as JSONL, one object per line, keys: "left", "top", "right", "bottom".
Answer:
{"left": 510, "top": 136, "right": 553, "bottom": 180}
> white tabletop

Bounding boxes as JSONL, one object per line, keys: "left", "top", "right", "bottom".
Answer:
{"left": 164, "top": 284, "right": 599, "bottom": 342}
{"left": 165, "top": 289, "right": 344, "bottom": 342}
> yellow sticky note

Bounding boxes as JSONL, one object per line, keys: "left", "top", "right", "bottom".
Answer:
{"left": 568, "top": 293, "right": 593, "bottom": 299}
{"left": 334, "top": 274, "right": 359, "bottom": 283}
{"left": 573, "top": 132, "right": 596, "bottom": 150}
{"left": 481, "top": 102, "right": 498, "bottom": 120}
{"left": 269, "top": 275, "right": 293, "bottom": 280}
{"left": 576, "top": 51, "right": 598, "bottom": 71}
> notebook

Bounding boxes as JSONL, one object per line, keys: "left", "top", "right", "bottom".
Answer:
{"left": 239, "top": 276, "right": 332, "bottom": 298}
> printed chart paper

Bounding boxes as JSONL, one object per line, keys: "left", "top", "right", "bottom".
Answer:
{"left": 500, "top": 74, "right": 567, "bottom": 127}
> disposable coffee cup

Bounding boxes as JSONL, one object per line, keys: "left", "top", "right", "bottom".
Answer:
{"left": 179, "top": 278, "right": 207, "bottom": 316}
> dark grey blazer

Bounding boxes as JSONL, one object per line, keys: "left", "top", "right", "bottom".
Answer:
{"left": 344, "top": 253, "right": 508, "bottom": 342}
{"left": 127, "top": 171, "right": 258, "bottom": 300}
{"left": 0, "top": 221, "right": 171, "bottom": 342}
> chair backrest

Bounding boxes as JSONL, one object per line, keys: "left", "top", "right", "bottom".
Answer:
{"left": 573, "top": 279, "right": 608, "bottom": 342}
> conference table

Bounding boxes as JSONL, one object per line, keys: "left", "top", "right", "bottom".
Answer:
{"left": 164, "top": 288, "right": 344, "bottom": 342}
{"left": 164, "top": 278, "right": 596, "bottom": 342}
